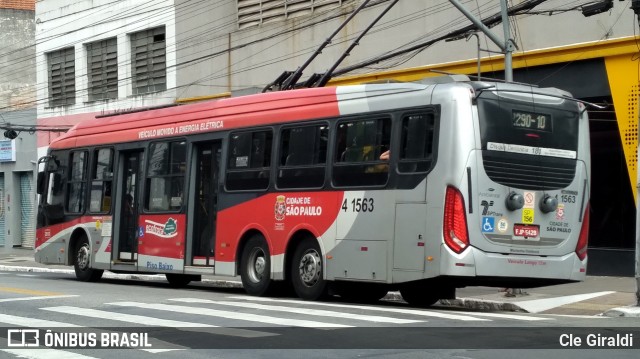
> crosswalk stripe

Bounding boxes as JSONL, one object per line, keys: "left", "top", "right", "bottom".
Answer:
{"left": 451, "top": 311, "right": 551, "bottom": 321}
{"left": 169, "top": 298, "right": 423, "bottom": 324}
{"left": 1, "top": 349, "right": 99, "bottom": 359}
{"left": 0, "top": 313, "right": 81, "bottom": 328}
{"left": 40, "top": 306, "right": 275, "bottom": 338}
{"left": 107, "top": 301, "right": 352, "bottom": 328}
{"left": 41, "top": 306, "right": 214, "bottom": 328}
{"left": 225, "top": 296, "right": 489, "bottom": 321}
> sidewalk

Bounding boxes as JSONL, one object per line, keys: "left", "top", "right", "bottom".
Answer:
{"left": 2, "top": 246, "right": 639, "bottom": 317}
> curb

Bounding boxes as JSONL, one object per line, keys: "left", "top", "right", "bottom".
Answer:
{"left": 0, "top": 264, "right": 243, "bottom": 288}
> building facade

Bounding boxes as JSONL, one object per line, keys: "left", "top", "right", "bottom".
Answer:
{"left": 0, "top": 0, "right": 37, "bottom": 249}
{"left": 33, "top": 0, "right": 639, "bottom": 274}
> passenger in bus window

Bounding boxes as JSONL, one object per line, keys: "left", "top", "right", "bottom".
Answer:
{"left": 380, "top": 150, "right": 390, "bottom": 161}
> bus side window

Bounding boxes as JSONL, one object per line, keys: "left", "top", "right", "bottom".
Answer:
{"left": 277, "top": 124, "right": 327, "bottom": 189}
{"left": 146, "top": 141, "right": 186, "bottom": 212}
{"left": 399, "top": 112, "right": 436, "bottom": 173}
{"left": 226, "top": 130, "right": 273, "bottom": 191}
{"left": 333, "top": 117, "right": 391, "bottom": 187}
{"left": 66, "top": 151, "right": 88, "bottom": 214}
{"left": 89, "top": 148, "right": 114, "bottom": 213}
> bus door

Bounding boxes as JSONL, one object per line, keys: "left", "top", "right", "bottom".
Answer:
{"left": 116, "top": 150, "right": 144, "bottom": 262}
{"left": 188, "top": 140, "right": 221, "bottom": 267}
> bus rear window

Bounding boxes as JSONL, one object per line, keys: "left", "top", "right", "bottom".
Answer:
{"left": 477, "top": 93, "right": 580, "bottom": 157}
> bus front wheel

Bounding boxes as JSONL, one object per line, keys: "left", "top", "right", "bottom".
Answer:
{"left": 291, "top": 239, "right": 328, "bottom": 300}
{"left": 73, "top": 237, "right": 103, "bottom": 282}
{"left": 240, "top": 234, "right": 273, "bottom": 296}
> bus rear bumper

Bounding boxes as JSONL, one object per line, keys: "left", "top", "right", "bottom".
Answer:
{"left": 440, "top": 246, "right": 587, "bottom": 285}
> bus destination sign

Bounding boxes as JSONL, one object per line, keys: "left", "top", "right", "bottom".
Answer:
{"left": 512, "top": 110, "right": 551, "bottom": 132}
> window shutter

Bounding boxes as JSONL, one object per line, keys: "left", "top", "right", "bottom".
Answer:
{"left": 131, "top": 26, "right": 166, "bottom": 95}
{"left": 237, "top": 0, "right": 344, "bottom": 29}
{"left": 87, "top": 38, "right": 118, "bottom": 101}
{"left": 47, "top": 47, "right": 76, "bottom": 107}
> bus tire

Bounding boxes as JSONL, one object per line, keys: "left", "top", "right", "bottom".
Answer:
{"left": 399, "top": 285, "right": 440, "bottom": 307}
{"left": 165, "top": 274, "right": 194, "bottom": 288}
{"left": 73, "top": 236, "right": 103, "bottom": 282}
{"left": 290, "top": 239, "right": 328, "bottom": 301}
{"left": 240, "top": 234, "right": 273, "bottom": 296}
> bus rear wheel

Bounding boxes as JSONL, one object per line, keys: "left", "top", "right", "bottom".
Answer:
{"left": 240, "top": 234, "right": 273, "bottom": 296}
{"left": 73, "top": 237, "right": 103, "bottom": 282}
{"left": 290, "top": 239, "right": 328, "bottom": 300}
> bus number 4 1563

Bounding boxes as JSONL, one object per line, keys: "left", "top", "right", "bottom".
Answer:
{"left": 342, "top": 198, "right": 374, "bottom": 212}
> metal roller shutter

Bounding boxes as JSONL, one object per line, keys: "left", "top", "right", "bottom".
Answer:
{"left": 20, "top": 172, "right": 35, "bottom": 248}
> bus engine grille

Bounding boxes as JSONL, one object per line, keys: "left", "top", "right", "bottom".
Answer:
{"left": 482, "top": 151, "right": 577, "bottom": 190}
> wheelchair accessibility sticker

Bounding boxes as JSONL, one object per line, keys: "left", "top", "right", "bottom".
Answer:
{"left": 482, "top": 217, "right": 495, "bottom": 233}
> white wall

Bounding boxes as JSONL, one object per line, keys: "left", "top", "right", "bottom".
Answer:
{"left": 35, "top": 0, "right": 178, "bottom": 125}
{"left": 174, "top": 0, "right": 636, "bottom": 98}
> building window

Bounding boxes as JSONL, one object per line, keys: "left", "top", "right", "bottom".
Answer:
{"left": 237, "top": 0, "right": 345, "bottom": 29}
{"left": 86, "top": 38, "right": 118, "bottom": 101}
{"left": 47, "top": 47, "right": 76, "bottom": 107}
{"left": 130, "top": 26, "right": 166, "bottom": 95}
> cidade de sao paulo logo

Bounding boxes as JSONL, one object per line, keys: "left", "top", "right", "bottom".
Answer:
{"left": 274, "top": 195, "right": 323, "bottom": 221}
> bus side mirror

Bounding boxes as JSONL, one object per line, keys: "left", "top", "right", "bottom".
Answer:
{"left": 36, "top": 172, "right": 46, "bottom": 195}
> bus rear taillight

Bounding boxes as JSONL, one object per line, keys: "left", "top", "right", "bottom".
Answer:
{"left": 575, "top": 202, "right": 590, "bottom": 261}
{"left": 444, "top": 186, "right": 469, "bottom": 254}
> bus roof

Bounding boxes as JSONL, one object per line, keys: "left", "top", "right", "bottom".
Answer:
{"left": 49, "top": 83, "right": 429, "bottom": 150}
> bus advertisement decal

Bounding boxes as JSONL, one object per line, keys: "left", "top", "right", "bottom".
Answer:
{"left": 137, "top": 214, "right": 186, "bottom": 259}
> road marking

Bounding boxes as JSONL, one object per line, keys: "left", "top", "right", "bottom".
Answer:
{"left": 0, "top": 313, "right": 80, "bottom": 327}
{"left": 514, "top": 291, "right": 615, "bottom": 313}
{"left": 0, "top": 287, "right": 64, "bottom": 296}
{"left": 225, "top": 296, "right": 489, "bottom": 321}
{"left": 2, "top": 349, "right": 99, "bottom": 359}
{"left": 16, "top": 274, "right": 40, "bottom": 277}
{"left": 170, "top": 298, "right": 422, "bottom": 324}
{"left": 40, "top": 306, "right": 275, "bottom": 338}
{"left": 108, "top": 301, "right": 352, "bottom": 328}
{"left": 0, "top": 295, "right": 78, "bottom": 303}
{"left": 449, "top": 311, "right": 550, "bottom": 321}
{"left": 41, "top": 306, "right": 214, "bottom": 328}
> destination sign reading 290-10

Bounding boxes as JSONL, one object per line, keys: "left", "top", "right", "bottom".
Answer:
{"left": 512, "top": 110, "right": 551, "bottom": 132}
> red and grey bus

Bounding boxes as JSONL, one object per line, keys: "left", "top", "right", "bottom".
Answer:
{"left": 35, "top": 76, "right": 590, "bottom": 306}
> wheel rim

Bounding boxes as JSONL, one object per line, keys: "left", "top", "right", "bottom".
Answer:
{"left": 76, "top": 243, "right": 90, "bottom": 271}
{"left": 298, "top": 248, "right": 321, "bottom": 287}
{"left": 247, "top": 247, "right": 266, "bottom": 283}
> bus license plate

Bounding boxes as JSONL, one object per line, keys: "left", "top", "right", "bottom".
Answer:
{"left": 514, "top": 224, "right": 539, "bottom": 238}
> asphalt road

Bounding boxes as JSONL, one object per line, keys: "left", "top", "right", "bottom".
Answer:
{"left": 1, "top": 270, "right": 639, "bottom": 358}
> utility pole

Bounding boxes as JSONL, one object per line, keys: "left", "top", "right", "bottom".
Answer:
{"left": 631, "top": 0, "right": 640, "bottom": 307}
{"left": 448, "top": 0, "right": 514, "bottom": 81}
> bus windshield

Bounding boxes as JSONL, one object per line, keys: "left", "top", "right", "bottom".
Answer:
{"left": 476, "top": 90, "right": 580, "bottom": 158}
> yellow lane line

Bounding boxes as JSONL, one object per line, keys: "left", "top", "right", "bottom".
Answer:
{"left": 0, "top": 287, "right": 64, "bottom": 296}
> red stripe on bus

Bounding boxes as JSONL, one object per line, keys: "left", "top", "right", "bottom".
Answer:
{"left": 49, "top": 88, "right": 340, "bottom": 149}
